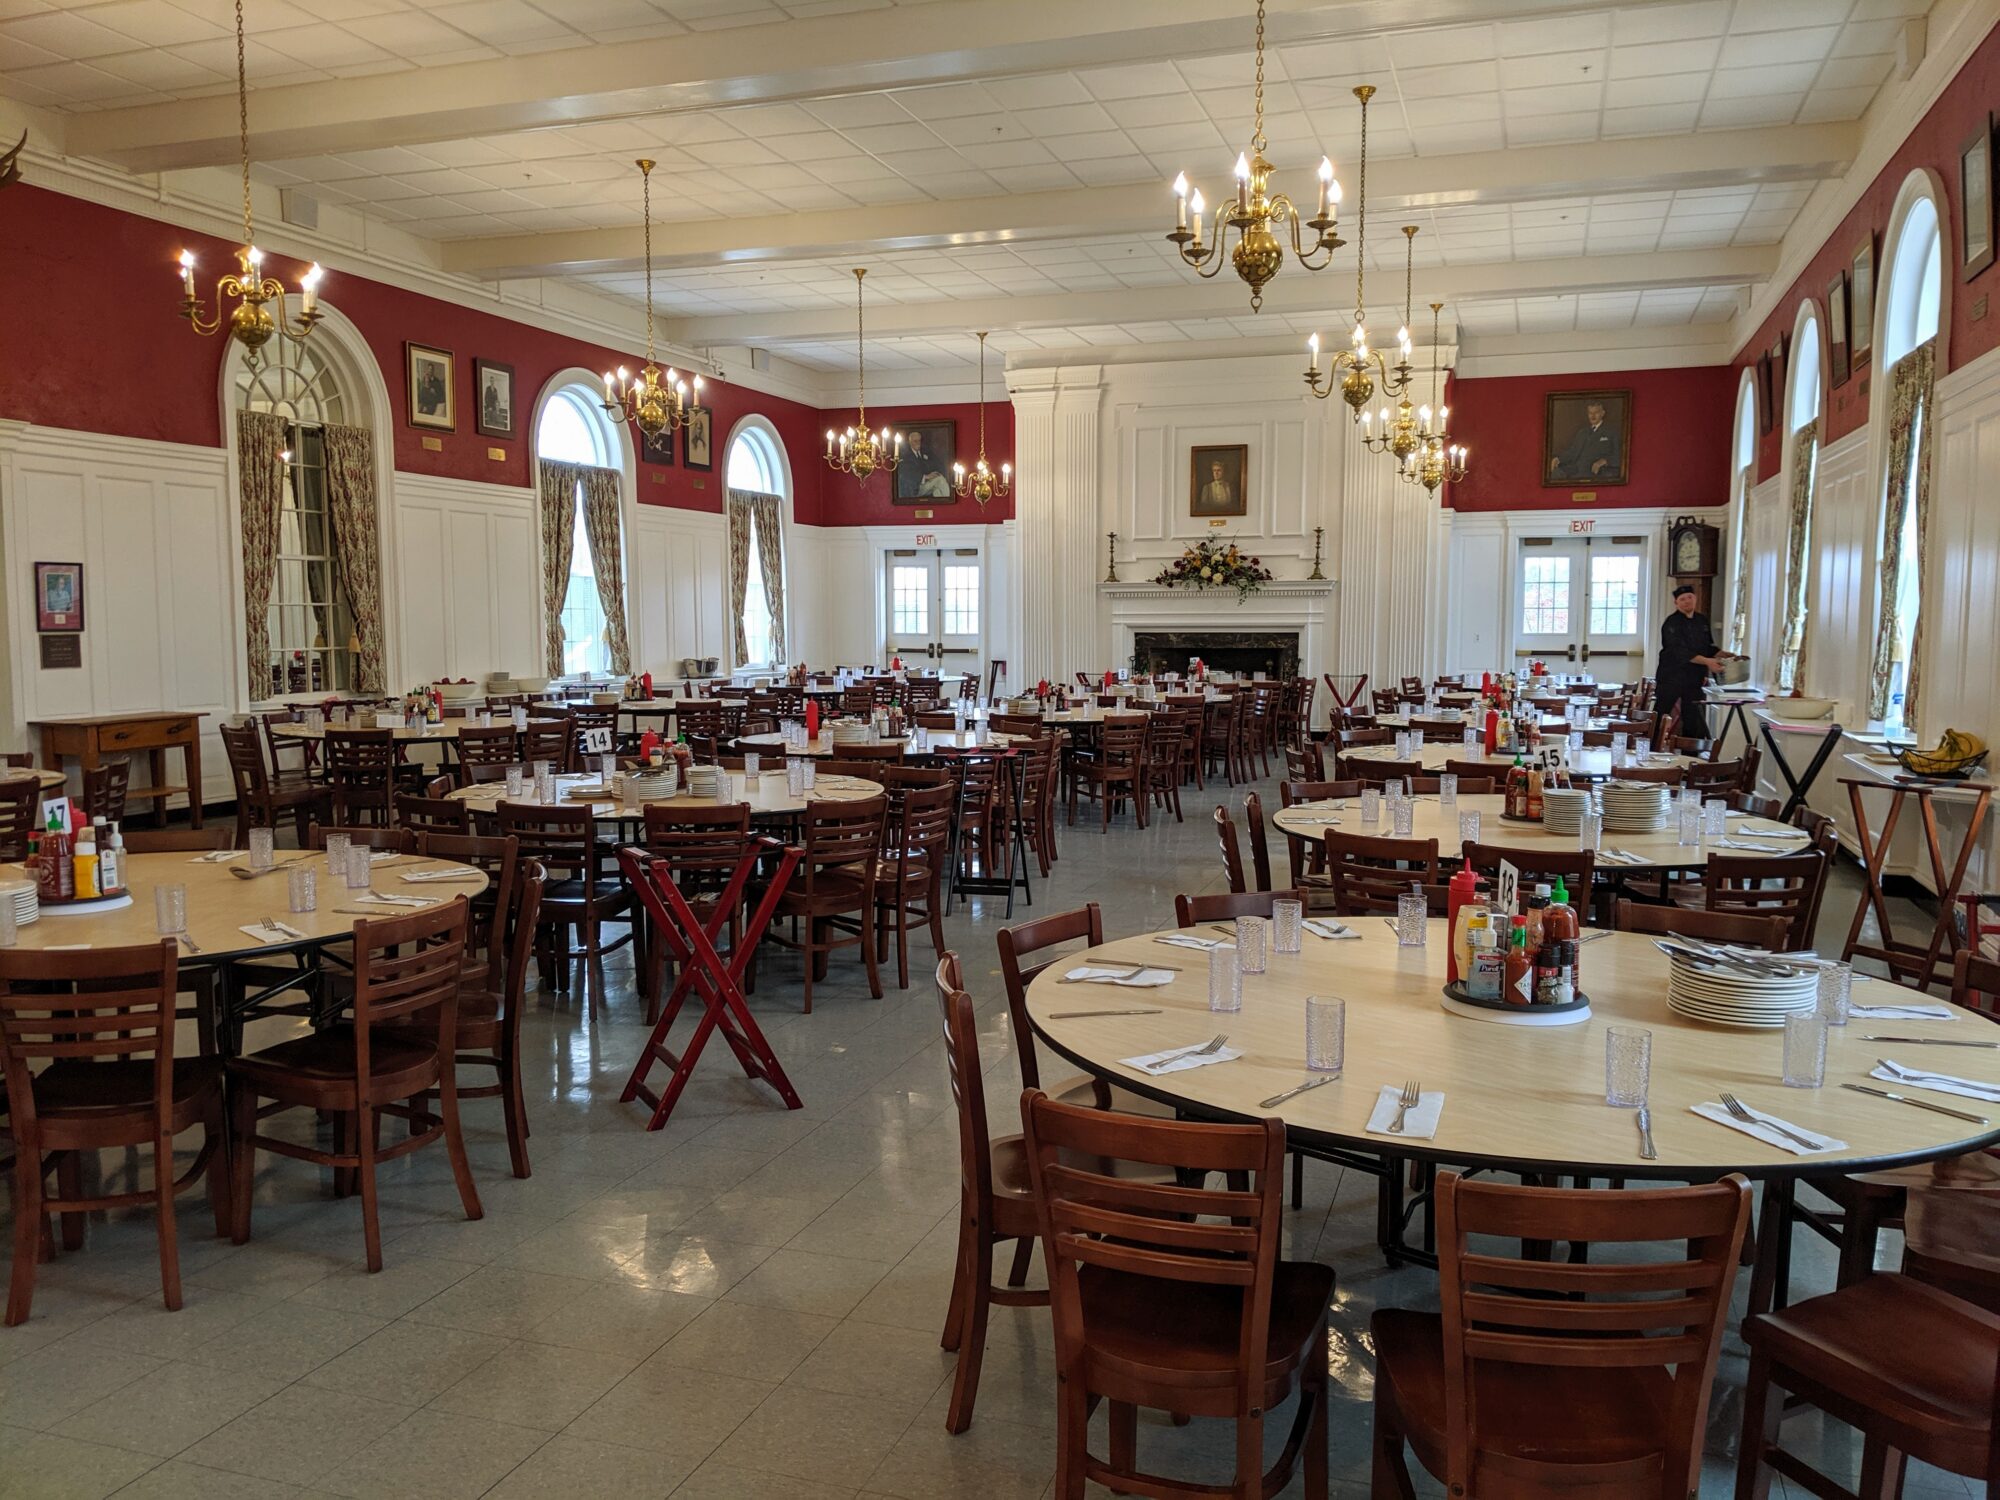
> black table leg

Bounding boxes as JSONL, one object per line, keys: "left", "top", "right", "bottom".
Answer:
{"left": 1761, "top": 721, "right": 1844, "bottom": 821}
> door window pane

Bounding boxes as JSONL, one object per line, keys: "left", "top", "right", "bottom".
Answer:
{"left": 1587, "top": 555, "right": 1640, "bottom": 636}
{"left": 891, "top": 565, "right": 929, "bottom": 635}
{"left": 941, "top": 565, "right": 979, "bottom": 636}
{"left": 1520, "top": 556, "right": 1570, "bottom": 635}
{"left": 560, "top": 498, "right": 610, "bottom": 676}
{"left": 743, "top": 525, "right": 774, "bottom": 666}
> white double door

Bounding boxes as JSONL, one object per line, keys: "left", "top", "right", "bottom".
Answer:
{"left": 1514, "top": 535, "right": 1649, "bottom": 674}
{"left": 884, "top": 547, "right": 982, "bottom": 671}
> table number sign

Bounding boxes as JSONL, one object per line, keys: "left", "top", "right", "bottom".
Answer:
{"left": 579, "top": 726, "right": 615, "bottom": 755}
{"left": 1496, "top": 858, "right": 1520, "bottom": 918}
{"left": 1534, "top": 745, "right": 1570, "bottom": 774}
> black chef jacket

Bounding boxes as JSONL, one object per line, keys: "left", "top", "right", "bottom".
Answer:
{"left": 1656, "top": 609, "right": 1716, "bottom": 738}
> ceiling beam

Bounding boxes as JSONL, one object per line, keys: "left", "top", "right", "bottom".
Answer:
{"left": 438, "top": 123, "right": 1854, "bottom": 280}
{"left": 63, "top": 0, "right": 1694, "bottom": 174}
{"left": 658, "top": 245, "right": 1778, "bottom": 344}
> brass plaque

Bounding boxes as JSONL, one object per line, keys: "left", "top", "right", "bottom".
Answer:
{"left": 1570, "top": 490, "right": 1597, "bottom": 503}
{"left": 914, "top": 509, "right": 934, "bottom": 519}
{"left": 487, "top": 446, "right": 505, "bottom": 461}
{"left": 39, "top": 633, "right": 82, "bottom": 669}
{"left": 1208, "top": 518, "right": 1228, "bottom": 528}
{"left": 421, "top": 436, "right": 443, "bottom": 452}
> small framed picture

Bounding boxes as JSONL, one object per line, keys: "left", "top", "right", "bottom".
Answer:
{"left": 1189, "top": 443, "right": 1249, "bottom": 516}
{"left": 1849, "top": 231, "right": 1876, "bottom": 366}
{"left": 473, "top": 358, "right": 514, "bottom": 438}
{"left": 1827, "top": 269, "right": 1851, "bottom": 388}
{"left": 683, "top": 406, "right": 713, "bottom": 471}
{"left": 35, "top": 561, "right": 83, "bottom": 632}
{"left": 640, "top": 426, "right": 675, "bottom": 466}
{"left": 1960, "top": 114, "right": 1994, "bottom": 280}
{"left": 405, "top": 343, "right": 455, "bottom": 431}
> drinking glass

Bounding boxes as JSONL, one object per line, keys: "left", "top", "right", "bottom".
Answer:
{"left": 1458, "top": 809, "right": 1481, "bottom": 845}
{"left": 1577, "top": 810, "right": 1603, "bottom": 852}
{"left": 744, "top": 752, "right": 761, "bottom": 778}
{"left": 1680, "top": 785, "right": 1702, "bottom": 808}
{"left": 1439, "top": 773, "right": 1458, "bottom": 809}
{"left": 1676, "top": 802, "right": 1702, "bottom": 847}
{"left": 787, "top": 758, "right": 805, "bottom": 796}
{"left": 953, "top": 708, "right": 967, "bottom": 733}
{"left": 1816, "top": 961, "right": 1853, "bottom": 1026}
{"left": 511, "top": 707, "right": 528, "bottom": 731}
{"left": 287, "top": 862, "right": 317, "bottom": 914}
{"left": 601, "top": 753, "right": 619, "bottom": 784}
{"left": 247, "top": 826, "right": 275, "bottom": 872}
{"left": 322, "top": 832, "right": 351, "bottom": 876}
{"left": 1305, "top": 996, "right": 1345, "bottom": 1074}
{"left": 1360, "top": 788, "right": 1381, "bottom": 824}
{"left": 504, "top": 766, "right": 525, "bottom": 799}
{"left": 1634, "top": 737, "right": 1652, "bottom": 759}
{"left": 1568, "top": 730, "right": 1584, "bottom": 754}
{"left": 0, "top": 894, "right": 15, "bottom": 947}
{"left": 532, "top": 759, "right": 552, "bottom": 782}
{"left": 1703, "top": 798, "right": 1728, "bottom": 837}
{"left": 1235, "top": 916, "right": 1268, "bottom": 975}
{"left": 1610, "top": 732, "right": 1628, "bottom": 759}
{"left": 153, "top": 883, "right": 187, "bottom": 937}
{"left": 802, "top": 759, "right": 817, "bottom": 789}
{"left": 1783, "top": 1012, "right": 1828, "bottom": 1088}
{"left": 534, "top": 770, "right": 556, "bottom": 803}
{"left": 1463, "top": 727, "right": 1479, "bottom": 750}
{"left": 1605, "top": 1024, "right": 1651, "bottom": 1107}
{"left": 345, "top": 845, "right": 373, "bottom": 891}
{"left": 1272, "top": 898, "right": 1302, "bottom": 955}
{"left": 1208, "top": 946, "right": 1242, "bottom": 1013}
{"left": 1383, "top": 778, "right": 1405, "bottom": 800}
{"left": 1391, "top": 797, "right": 1415, "bottom": 837}
{"left": 1396, "top": 892, "right": 1427, "bottom": 946}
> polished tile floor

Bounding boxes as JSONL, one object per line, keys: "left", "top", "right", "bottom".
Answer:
{"left": 0, "top": 764, "right": 1978, "bottom": 1499}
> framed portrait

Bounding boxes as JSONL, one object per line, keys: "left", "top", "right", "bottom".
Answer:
{"left": 405, "top": 342, "right": 455, "bottom": 431}
{"left": 682, "top": 406, "right": 713, "bottom": 471}
{"left": 1755, "top": 355, "right": 1774, "bottom": 435}
{"left": 894, "top": 420, "right": 957, "bottom": 503}
{"left": 1541, "top": 389, "right": 1632, "bottom": 486}
{"left": 1849, "top": 231, "right": 1876, "bottom": 366}
{"left": 1961, "top": 114, "right": 1994, "bottom": 280}
{"left": 640, "top": 425, "right": 675, "bottom": 466}
{"left": 472, "top": 358, "right": 514, "bottom": 438}
{"left": 1188, "top": 444, "right": 1249, "bottom": 517}
{"left": 1827, "top": 269, "right": 1851, "bottom": 388}
{"left": 34, "top": 561, "right": 82, "bottom": 632}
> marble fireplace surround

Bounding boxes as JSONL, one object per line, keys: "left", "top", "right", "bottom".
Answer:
{"left": 1102, "top": 579, "right": 1334, "bottom": 684}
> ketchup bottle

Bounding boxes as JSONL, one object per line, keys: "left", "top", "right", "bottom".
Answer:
{"left": 1483, "top": 706, "right": 1501, "bottom": 755}
{"left": 805, "top": 698, "right": 821, "bottom": 739}
{"left": 637, "top": 727, "right": 661, "bottom": 764}
{"left": 1445, "top": 858, "right": 1482, "bottom": 983}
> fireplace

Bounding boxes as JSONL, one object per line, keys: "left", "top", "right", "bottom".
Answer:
{"left": 1132, "top": 631, "right": 1298, "bottom": 681}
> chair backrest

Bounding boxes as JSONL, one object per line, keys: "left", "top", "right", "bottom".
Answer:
{"left": 395, "top": 793, "right": 471, "bottom": 833}
{"left": 640, "top": 802, "right": 755, "bottom": 891}
{"left": 935, "top": 952, "right": 996, "bottom": 1208}
{"left": 220, "top": 719, "right": 271, "bottom": 797}
{"left": 121, "top": 826, "right": 232, "bottom": 854}
{"left": 495, "top": 801, "right": 596, "bottom": 883}
{"left": 1241, "top": 792, "right": 1273, "bottom": 893}
{"left": 1951, "top": 948, "right": 2000, "bottom": 1021}
{"left": 1279, "top": 779, "right": 1362, "bottom": 806}
{"left": 1685, "top": 757, "right": 1746, "bottom": 794}
{"left": 309, "top": 823, "right": 416, "bottom": 853}
{"left": 1174, "top": 887, "right": 1309, "bottom": 926}
{"left": 820, "top": 741, "right": 905, "bottom": 762}
{"left": 0, "top": 779, "right": 40, "bottom": 862}
{"left": 799, "top": 796, "right": 888, "bottom": 883}
{"left": 1703, "top": 850, "right": 1826, "bottom": 950}
{"left": 348, "top": 900, "right": 470, "bottom": 1077}
{"left": 1098, "top": 723, "right": 1147, "bottom": 764}
{"left": 324, "top": 728, "right": 397, "bottom": 781}
{"left": 1326, "top": 831, "right": 1439, "bottom": 915}
{"left": 1461, "top": 842, "right": 1596, "bottom": 902}
{"left": 81, "top": 760, "right": 131, "bottom": 824}
{"left": 519, "top": 720, "right": 570, "bottom": 769}
{"left": 1442, "top": 759, "right": 1497, "bottom": 783}
{"left": 896, "top": 780, "right": 957, "bottom": 869}
{"left": 1345, "top": 757, "right": 1425, "bottom": 785}
{"left": 1610, "top": 764, "right": 1685, "bottom": 786}
{"left": 1416, "top": 774, "right": 1495, "bottom": 796}
{"left": 1213, "top": 803, "right": 1248, "bottom": 893}
{"left": 1022, "top": 1090, "right": 1287, "bottom": 1421}
{"left": 914, "top": 712, "right": 957, "bottom": 730}
{"left": 990, "top": 713, "right": 1044, "bottom": 735}
{"left": 455, "top": 724, "right": 520, "bottom": 767}
{"left": 1612, "top": 899, "right": 1791, "bottom": 950}
{"left": 1433, "top": 1170, "right": 1750, "bottom": 1500}
{"left": 1728, "top": 791, "right": 1783, "bottom": 819}
{"left": 414, "top": 830, "right": 519, "bottom": 981}
{"left": 1283, "top": 742, "right": 1326, "bottom": 782}
{"left": 996, "top": 903, "right": 1103, "bottom": 1093}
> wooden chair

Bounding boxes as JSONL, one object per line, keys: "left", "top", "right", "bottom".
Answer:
{"left": 1010, "top": 736, "right": 1062, "bottom": 877}
{"left": 875, "top": 777, "right": 955, "bottom": 989}
{"left": 220, "top": 719, "right": 328, "bottom": 849}
{"left": 495, "top": 802, "right": 634, "bottom": 1011}
{"left": 1142, "top": 709, "right": 1191, "bottom": 822}
{"left": 1212, "top": 802, "right": 1257, "bottom": 894}
{"left": 1610, "top": 763, "right": 1685, "bottom": 786}
{"left": 0, "top": 941, "right": 232, "bottom": 1325}
{"left": 454, "top": 724, "right": 519, "bottom": 780}
{"left": 1686, "top": 756, "right": 1748, "bottom": 796}
{"left": 0, "top": 778, "right": 39, "bottom": 861}
{"left": 1284, "top": 740, "right": 1327, "bottom": 783}
{"left": 1414, "top": 774, "right": 1494, "bottom": 795}
{"left": 637, "top": 803, "right": 756, "bottom": 1023}
{"left": 766, "top": 795, "right": 887, "bottom": 1012}
{"left": 1462, "top": 842, "right": 1596, "bottom": 912}
{"left": 394, "top": 792, "right": 470, "bottom": 833}
{"left": 229, "top": 899, "right": 479, "bottom": 1272}
{"left": 1022, "top": 1090, "right": 1332, "bottom": 1499}
{"left": 323, "top": 727, "right": 400, "bottom": 826}
{"left": 1069, "top": 721, "right": 1148, "bottom": 832}
{"left": 1442, "top": 758, "right": 1497, "bottom": 783}
{"left": 1241, "top": 792, "right": 1275, "bottom": 893}
{"left": 817, "top": 740, "right": 905, "bottom": 763}
{"left": 519, "top": 719, "right": 570, "bottom": 770}
{"left": 1201, "top": 694, "right": 1245, "bottom": 786}
{"left": 1173, "top": 887, "right": 1308, "bottom": 926}
{"left": 1326, "top": 830, "right": 1439, "bottom": 916}
{"left": 1346, "top": 756, "right": 1425, "bottom": 786}
{"left": 1704, "top": 850, "right": 1826, "bottom": 950}
{"left": 1373, "top": 1170, "right": 1750, "bottom": 1500}
{"left": 309, "top": 823, "right": 416, "bottom": 855}
{"left": 1611, "top": 899, "right": 1791, "bottom": 950}
{"left": 79, "top": 759, "right": 130, "bottom": 824}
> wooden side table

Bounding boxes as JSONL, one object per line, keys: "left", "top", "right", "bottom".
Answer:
{"left": 1839, "top": 767, "right": 1994, "bottom": 992}
{"left": 32, "top": 712, "right": 207, "bottom": 828}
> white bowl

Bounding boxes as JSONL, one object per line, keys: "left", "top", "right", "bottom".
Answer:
{"left": 1764, "top": 696, "right": 1835, "bottom": 721}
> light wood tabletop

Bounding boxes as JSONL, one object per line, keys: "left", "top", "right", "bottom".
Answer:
{"left": 1270, "top": 791, "right": 1807, "bottom": 871}
{"left": 2, "top": 851, "right": 487, "bottom": 959}
{"left": 734, "top": 730, "right": 1024, "bottom": 757}
{"left": 1339, "top": 744, "right": 1694, "bottom": 779}
{"left": 270, "top": 720, "right": 466, "bottom": 743}
{"left": 447, "top": 770, "right": 883, "bottom": 820}
{"left": 1025, "top": 924, "right": 2000, "bottom": 1179}
{"left": 2, "top": 767, "right": 68, "bottom": 793}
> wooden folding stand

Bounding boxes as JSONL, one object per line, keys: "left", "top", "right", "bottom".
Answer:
{"left": 1840, "top": 769, "right": 1996, "bottom": 993}
{"left": 618, "top": 839, "right": 804, "bottom": 1130}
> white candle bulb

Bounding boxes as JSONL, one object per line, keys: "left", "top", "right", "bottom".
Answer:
{"left": 1172, "top": 171, "right": 1189, "bottom": 232}
{"left": 1234, "top": 152, "right": 1250, "bottom": 211}
{"left": 1307, "top": 332, "right": 1320, "bottom": 372}
{"left": 1002, "top": 463, "right": 1012, "bottom": 476}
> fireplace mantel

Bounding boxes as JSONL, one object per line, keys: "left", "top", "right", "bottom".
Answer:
{"left": 1099, "top": 580, "right": 1336, "bottom": 602}
{"left": 1100, "top": 579, "right": 1335, "bottom": 684}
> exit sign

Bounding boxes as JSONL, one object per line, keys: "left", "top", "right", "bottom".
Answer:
{"left": 1569, "top": 518, "right": 1595, "bottom": 534}
{"left": 914, "top": 533, "right": 935, "bottom": 544}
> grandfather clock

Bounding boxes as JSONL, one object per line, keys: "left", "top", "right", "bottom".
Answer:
{"left": 1667, "top": 515, "right": 1721, "bottom": 615}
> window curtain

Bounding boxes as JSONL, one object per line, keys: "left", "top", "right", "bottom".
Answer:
{"left": 1868, "top": 339, "right": 1936, "bottom": 725}
{"left": 1726, "top": 469, "right": 1754, "bottom": 654}
{"left": 322, "top": 423, "right": 387, "bottom": 693}
{"left": 749, "top": 493, "right": 787, "bottom": 663}
{"left": 1776, "top": 419, "right": 1818, "bottom": 693}
{"left": 578, "top": 466, "right": 632, "bottom": 675}
{"left": 725, "top": 491, "right": 756, "bottom": 664}
{"left": 237, "top": 410, "right": 288, "bottom": 699}
{"left": 537, "top": 458, "right": 582, "bottom": 677}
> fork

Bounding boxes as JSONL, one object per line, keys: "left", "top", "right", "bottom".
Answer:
{"left": 176, "top": 931, "right": 202, "bottom": 955}
{"left": 1719, "top": 1092, "right": 1821, "bottom": 1150}
{"left": 1154, "top": 1033, "right": 1228, "bottom": 1066}
{"left": 1386, "top": 1079, "right": 1421, "bottom": 1134}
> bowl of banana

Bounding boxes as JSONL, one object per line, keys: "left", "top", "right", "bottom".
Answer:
{"left": 1895, "top": 728, "right": 1989, "bottom": 779}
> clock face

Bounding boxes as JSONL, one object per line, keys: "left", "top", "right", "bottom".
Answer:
{"left": 1675, "top": 529, "right": 1702, "bottom": 573}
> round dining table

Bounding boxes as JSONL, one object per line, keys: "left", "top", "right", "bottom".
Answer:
{"left": 1270, "top": 790, "right": 1809, "bottom": 871}
{"left": 1026, "top": 921, "right": 2000, "bottom": 1280}
{"left": 734, "top": 729, "right": 1023, "bottom": 758}
{"left": 3, "top": 766, "right": 68, "bottom": 794}
{"left": 270, "top": 719, "right": 467, "bottom": 743}
{"left": 446, "top": 769, "right": 883, "bottom": 823}
{"left": 1340, "top": 743, "right": 1694, "bottom": 780}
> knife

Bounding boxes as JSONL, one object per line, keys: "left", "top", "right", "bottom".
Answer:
{"left": 1048, "top": 1008, "right": 1165, "bottom": 1019}
{"left": 1864, "top": 1036, "right": 2000, "bottom": 1047}
{"left": 1840, "top": 1082, "right": 1989, "bottom": 1125}
{"left": 1259, "top": 1075, "right": 1339, "bottom": 1109}
{"left": 1636, "top": 1104, "right": 1658, "bottom": 1160}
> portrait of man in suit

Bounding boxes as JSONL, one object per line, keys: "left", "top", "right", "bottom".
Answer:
{"left": 1543, "top": 391, "right": 1630, "bottom": 486}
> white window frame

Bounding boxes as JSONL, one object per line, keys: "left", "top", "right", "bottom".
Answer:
{"left": 724, "top": 414, "right": 793, "bottom": 673}
{"left": 1723, "top": 367, "right": 1759, "bottom": 655}
{"left": 531, "top": 370, "right": 636, "bottom": 683}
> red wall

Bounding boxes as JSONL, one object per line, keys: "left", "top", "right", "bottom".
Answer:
{"left": 1734, "top": 21, "right": 2000, "bottom": 480}
{"left": 812, "top": 400, "right": 1017, "bottom": 524}
{"left": 1446, "top": 364, "right": 1736, "bottom": 511}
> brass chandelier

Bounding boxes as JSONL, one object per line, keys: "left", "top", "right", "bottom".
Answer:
{"left": 1400, "top": 302, "right": 1469, "bottom": 494}
{"left": 952, "top": 332, "right": 1012, "bottom": 506}
{"left": 1164, "top": 0, "right": 1340, "bottom": 312}
{"left": 602, "top": 159, "right": 702, "bottom": 439}
{"left": 175, "top": 0, "right": 322, "bottom": 361}
{"left": 825, "top": 269, "right": 902, "bottom": 480}
{"left": 1302, "top": 84, "right": 1412, "bottom": 416}
{"left": 1356, "top": 226, "right": 1423, "bottom": 463}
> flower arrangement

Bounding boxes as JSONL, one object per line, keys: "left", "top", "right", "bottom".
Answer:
{"left": 1152, "top": 536, "right": 1274, "bottom": 601}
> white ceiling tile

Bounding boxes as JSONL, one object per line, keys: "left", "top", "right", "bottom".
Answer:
{"left": 1505, "top": 80, "right": 1604, "bottom": 116}
{"left": 1077, "top": 62, "right": 1185, "bottom": 100}
{"left": 1498, "top": 50, "right": 1609, "bottom": 89}
{"left": 1707, "top": 62, "right": 1824, "bottom": 98}
{"left": 1385, "top": 22, "right": 1495, "bottom": 69}
{"left": 894, "top": 81, "right": 1002, "bottom": 119}
{"left": 1613, "top": 2, "right": 1731, "bottom": 44}
{"left": 956, "top": 138, "right": 1055, "bottom": 169}
{"left": 1396, "top": 60, "right": 1499, "bottom": 98}
{"left": 984, "top": 73, "right": 1092, "bottom": 110}
{"left": 0, "top": 7, "right": 138, "bottom": 57}
{"left": 1831, "top": 18, "right": 1911, "bottom": 55}
{"left": 1498, "top": 12, "right": 1611, "bottom": 55}
{"left": 1729, "top": 0, "right": 1848, "bottom": 32}
{"left": 1796, "top": 83, "right": 1881, "bottom": 122}
{"left": 839, "top": 121, "right": 942, "bottom": 154}
{"left": 1719, "top": 25, "right": 1840, "bottom": 66}
{"left": 1699, "top": 94, "right": 1803, "bottom": 128}
{"left": 1601, "top": 102, "right": 1702, "bottom": 136}
{"left": 803, "top": 93, "right": 910, "bottom": 129}
{"left": 1506, "top": 111, "right": 1600, "bottom": 146}
{"left": 1611, "top": 37, "right": 1724, "bottom": 78}
{"left": 1815, "top": 52, "right": 1893, "bottom": 89}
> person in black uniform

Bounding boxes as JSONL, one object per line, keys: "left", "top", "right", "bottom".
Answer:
{"left": 1655, "top": 583, "right": 1727, "bottom": 739}
{"left": 1548, "top": 400, "right": 1621, "bottom": 481}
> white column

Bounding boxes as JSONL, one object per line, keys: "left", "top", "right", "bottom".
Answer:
{"left": 1008, "top": 365, "right": 1103, "bottom": 688}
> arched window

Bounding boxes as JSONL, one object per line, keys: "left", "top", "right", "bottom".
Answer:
{"left": 536, "top": 385, "right": 622, "bottom": 677}
{"left": 1777, "top": 306, "right": 1822, "bottom": 692}
{"left": 1724, "top": 370, "right": 1758, "bottom": 652}
{"left": 1870, "top": 178, "right": 1944, "bottom": 731}
{"left": 725, "top": 420, "right": 790, "bottom": 669}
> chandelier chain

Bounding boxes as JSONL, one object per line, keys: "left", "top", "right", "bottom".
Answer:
{"left": 976, "top": 331, "right": 987, "bottom": 452}
{"left": 235, "top": 0, "right": 251, "bottom": 244}
{"left": 641, "top": 162, "right": 655, "bottom": 360}
{"left": 854, "top": 268, "right": 868, "bottom": 425}
{"left": 1354, "top": 87, "right": 1368, "bottom": 320}
{"left": 1252, "top": 0, "right": 1266, "bottom": 157}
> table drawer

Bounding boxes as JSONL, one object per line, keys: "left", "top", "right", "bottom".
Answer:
{"left": 97, "top": 718, "right": 197, "bottom": 751}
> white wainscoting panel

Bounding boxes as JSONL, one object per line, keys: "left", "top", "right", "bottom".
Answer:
{"left": 389, "top": 473, "right": 539, "bottom": 686}
{"left": 629, "top": 505, "right": 728, "bottom": 677}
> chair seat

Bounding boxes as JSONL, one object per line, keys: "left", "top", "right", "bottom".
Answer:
{"left": 1374, "top": 1307, "right": 1677, "bottom": 1485}
{"left": 775, "top": 870, "right": 870, "bottom": 912}
{"left": 1079, "top": 1259, "right": 1333, "bottom": 1391}
{"left": 541, "top": 878, "right": 631, "bottom": 915}
{"left": 1743, "top": 1274, "right": 2000, "bottom": 1465}
{"left": 228, "top": 1025, "right": 440, "bottom": 1104}
{"left": 33, "top": 1056, "right": 222, "bottom": 1135}
{"left": 870, "top": 854, "right": 932, "bottom": 886}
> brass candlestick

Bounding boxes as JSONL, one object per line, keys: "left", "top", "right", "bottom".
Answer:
{"left": 1308, "top": 525, "right": 1327, "bottom": 580}
{"left": 1105, "top": 531, "right": 1119, "bottom": 582}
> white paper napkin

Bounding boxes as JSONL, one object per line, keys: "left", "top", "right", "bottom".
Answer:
{"left": 189, "top": 850, "right": 240, "bottom": 863}
{"left": 238, "top": 920, "right": 303, "bottom": 944}
{"left": 1851, "top": 1002, "right": 1955, "bottom": 1020}
{"left": 368, "top": 851, "right": 401, "bottom": 864}
{"left": 1365, "top": 1085, "right": 1444, "bottom": 1138}
{"left": 1121, "top": 1043, "right": 1243, "bottom": 1076}
{"left": 1288, "top": 814, "right": 1342, "bottom": 826}
{"left": 1599, "top": 848, "right": 1648, "bottom": 865}
{"left": 1689, "top": 1101, "right": 1845, "bottom": 1154}
{"left": 400, "top": 869, "right": 484, "bottom": 883}
{"left": 1302, "top": 918, "right": 1360, "bottom": 941}
{"left": 1063, "top": 965, "right": 1176, "bottom": 988}
{"left": 1872, "top": 1060, "right": 2000, "bottom": 1102}
{"left": 1155, "top": 933, "right": 1225, "bottom": 951}
{"left": 347, "top": 891, "right": 438, "bottom": 908}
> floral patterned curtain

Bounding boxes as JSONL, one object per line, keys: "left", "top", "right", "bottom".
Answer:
{"left": 749, "top": 493, "right": 787, "bottom": 663}
{"left": 1726, "top": 468, "right": 1754, "bottom": 654}
{"left": 725, "top": 491, "right": 756, "bottom": 664}
{"left": 1868, "top": 339, "right": 1936, "bottom": 726}
{"left": 236, "top": 410, "right": 287, "bottom": 699}
{"left": 578, "top": 466, "right": 631, "bottom": 675}
{"left": 1776, "top": 418, "right": 1818, "bottom": 693}
{"left": 322, "top": 423, "right": 386, "bottom": 692}
{"left": 537, "top": 459, "right": 581, "bottom": 677}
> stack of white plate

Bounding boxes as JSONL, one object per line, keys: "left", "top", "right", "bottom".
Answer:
{"left": 1542, "top": 788, "right": 1591, "bottom": 835}
{"left": 1, "top": 879, "right": 38, "bottom": 927}
{"left": 1599, "top": 782, "right": 1671, "bottom": 833}
{"left": 627, "top": 769, "right": 679, "bottom": 801}
{"left": 684, "top": 765, "right": 722, "bottom": 798}
{"left": 830, "top": 723, "right": 872, "bottom": 745}
{"left": 1665, "top": 953, "right": 1819, "bottom": 1028}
